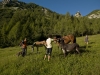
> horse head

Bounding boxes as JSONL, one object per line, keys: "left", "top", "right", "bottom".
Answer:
{"left": 56, "top": 38, "right": 65, "bottom": 45}
{"left": 52, "top": 34, "right": 61, "bottom": 43}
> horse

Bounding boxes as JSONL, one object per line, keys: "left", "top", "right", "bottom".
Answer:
{"left": 52, "top": 34, "right": 62, "bottom": 43}
{"left": 31, "top": 40, "right": 46, "bottom": 53}
{"left": 53, "top": 34, "right": 76, "bottom": 49}
{"left": 58, "top": 38, "right": 80, "bottom": 57}
{"left": 62, "top": 34, "right": 76, "bottom": 44}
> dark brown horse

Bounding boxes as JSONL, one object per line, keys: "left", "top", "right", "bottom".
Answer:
{"left": 31, "top": 41, "right": 46, "bottom": 53}
{"left": 58, "top": 38, "right": 80, "bottom": 57}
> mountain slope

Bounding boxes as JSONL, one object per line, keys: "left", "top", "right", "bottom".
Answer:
{"left": 87, "top": 10, "right": 100, "bottom": 19}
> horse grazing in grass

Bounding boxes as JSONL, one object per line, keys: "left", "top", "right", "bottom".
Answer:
{"left": 58, "top": 38, "right": 80, "bottom": 57}
{"left": 31, "top": 41, "right": 46, "bottom": 53}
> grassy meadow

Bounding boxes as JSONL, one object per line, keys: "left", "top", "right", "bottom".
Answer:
{"left": 0, "top": 34, "right": 100, "bottom": 75}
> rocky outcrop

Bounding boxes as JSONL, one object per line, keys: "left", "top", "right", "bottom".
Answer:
{"left": 2, "top": 0, "right": 11, "bottom": 5}
{"left": 88, "top": 11, "right": 100, "bottom": 19}
{"left": 42, "top": 8, "right": 48, "bottom": 15}
{"left": 74, "top": 10, "right": 100, "bottom": 19}
{"left": 2, "top": 0, "right": 11, "bottom": 8}
{"left": 74, "top": 11, "right": 82, "bottom": 17}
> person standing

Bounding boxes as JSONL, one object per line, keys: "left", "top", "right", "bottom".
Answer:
{"left": 21, "top": 41, "right": 26, "bottom": 57}
{"left": 24, "top": 38, "right": 27, "bottom": 55}
{"left": 84, "top": 35, "right": 89, "bottom": 45}
{"left": 44, "top": 35, "right": 54, "bottom": 61}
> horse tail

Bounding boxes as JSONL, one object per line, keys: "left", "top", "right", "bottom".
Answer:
{"left": 31, "top": 42, "right": 36, "bottom": 48}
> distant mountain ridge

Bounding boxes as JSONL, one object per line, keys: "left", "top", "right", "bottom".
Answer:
{"left": 0, "top": 0, "right": 100, "bottom": 19}
{"left": 0, "top": 0, "right": 57, "bottom": 16}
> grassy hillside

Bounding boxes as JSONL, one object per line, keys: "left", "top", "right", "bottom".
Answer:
{"left": 0, "top": 34, "right": 100, "bottom": 75}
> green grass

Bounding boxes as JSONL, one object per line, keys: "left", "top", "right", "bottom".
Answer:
{"left": 0, "top": 34, "right": 100, "bottom": 75}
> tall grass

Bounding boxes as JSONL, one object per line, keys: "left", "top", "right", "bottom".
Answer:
{"left": 0, "top": 34, "right": 100, "bottom": 75}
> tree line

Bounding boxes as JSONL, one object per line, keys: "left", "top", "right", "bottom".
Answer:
{"left": 0, "top": 2, "right": 100, "bottom": 48}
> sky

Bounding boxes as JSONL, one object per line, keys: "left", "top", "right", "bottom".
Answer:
{"left": 18, "top": 0, "right": 99, "bottom": 16}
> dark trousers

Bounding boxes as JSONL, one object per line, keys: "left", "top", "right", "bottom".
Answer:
{"left": 22, "top": 48, "right": 25, "bottom": 57}
{"left": 25, "top": 47, "right": 27, "bottom": 55}
{"left": 46, "top": 48, "right": 52, "bottom": 56}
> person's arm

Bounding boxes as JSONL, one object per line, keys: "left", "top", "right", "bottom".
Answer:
{"left": 51, "top": 39, "right": 54, "bottom": 41}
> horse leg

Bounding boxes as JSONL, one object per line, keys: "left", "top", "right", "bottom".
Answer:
{"left": 76, "top": 48, "right": 80, "bottom": 54}
{"left": 62, "top": 49, "right": 66, "bottom": 57}
{"left": 58, "top": 44, "right": 62, "bottom": 51}
{"left": 32, "top": 47, "right": 34, "bottom": 52}
{"left": 31, "top": 45, "right": 34, "bottom": 52}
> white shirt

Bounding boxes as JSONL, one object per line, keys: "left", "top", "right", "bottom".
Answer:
{"left": 46, "top": 38, "right": 53, "bottom": 48}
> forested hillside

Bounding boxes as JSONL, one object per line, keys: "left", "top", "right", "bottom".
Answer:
{"left": 0, "top": 0, "right": 100, "bottom": 48}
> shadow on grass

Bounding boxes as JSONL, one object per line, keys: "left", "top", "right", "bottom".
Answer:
{"left": 79, "top": 45, "right": 92, "bottom": 54}
{"left": 89, "top": 42, "right": 95, "bottom": 44}
{"left": 57, "top": 45, "right": 92, "bottom": 58}
{"left": 80, "top": 45, "right": 91, "bottom": 48}
{"left": 27, "top": 51, "right": 43, "bottom": 56}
